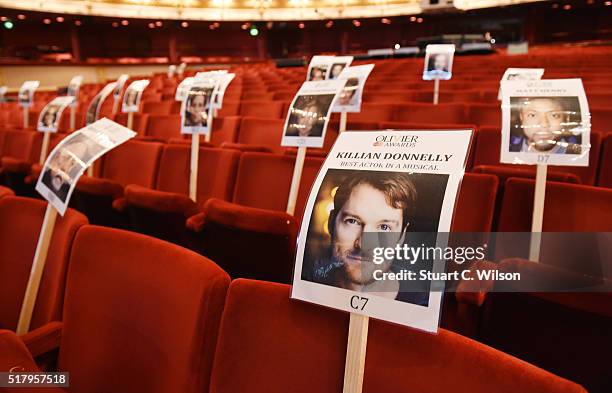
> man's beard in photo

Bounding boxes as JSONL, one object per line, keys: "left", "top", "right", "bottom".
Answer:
{"left": 333, "top": 241, "right": 380, "bottom": 286}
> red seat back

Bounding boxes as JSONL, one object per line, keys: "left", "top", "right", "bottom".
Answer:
{"left": 209, "top": 279, "right": 586, "bottom": 393}
{"left": 145, "top": 114, "right": 181, "bottom": 142}
{"left": 0, "top": 197, "right": 87, "bottom": 330}
{"left": 101, "top": 140, "right": 163, "bottom": 188}
{"left": 452, "top": 173, "right": 498, "bottom": 232}
{"left": 237, "top": 117, "right": 285, "bottom": 153}
{"left": 58, "top": 226, "right": 229, "bottom": 393}
{"left": 142, "top": 100, "right": 174, "bottom": 115}
{"left": 393, "top": 103, "right": 468, "bottom": 124}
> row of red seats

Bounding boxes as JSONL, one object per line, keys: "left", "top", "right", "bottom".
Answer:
{"left": 0, "top": 197, "right": 590, "bottom": 393}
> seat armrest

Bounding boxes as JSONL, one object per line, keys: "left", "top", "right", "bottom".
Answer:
{"left": 455, "top": 260, "right": 499, "bottom": 307}
{"left": 19, "top": 321, "right": 63, "bottom": 358}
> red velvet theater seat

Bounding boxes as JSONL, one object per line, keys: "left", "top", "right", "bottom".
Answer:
{"left": 142, "top": 100, "right": 174, "bottom": 115}
{"left": 208, "top": 279, "right": 586, "bottom": 393}
{"left": 393, "top": 103, "right": 468, "bottom": 124}
{"left": 0, "top": 226, "right": 230, "bottom": 393}
{"left": 224, "top": 117, "right": 285, "bottom": 154}
{"left": 0, "top": 185, "right": 14, "bottom": 198}
{"left": 590, "top": 107, "right": 612, "bottom": 135}
{"left": 143, "top": 114, "right": 182, "bottom": 142}
{"left": 186, "top": 152, "right": 324, "bottom": 282}
{"left": 124, "top": 145, "right": 241, "bottom": 246}
{"left": 113, "top": 113, "right": 149, "bottom": 135}
{"left": 239, "top": 100, "right": 285, "bottom": 119}
{"left": 72, "top": 140, "right": 163, "bottom": 228}
{"left": 0, "top": 197, "right": 87, "bottom": 331}
{"left": 452, "top": 173, "right": 498, "bottom": 232}
{"left": 467, "top": 103, "right": 501, "bottom": 128}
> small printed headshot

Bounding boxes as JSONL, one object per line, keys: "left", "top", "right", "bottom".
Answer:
{"left": 123, "top": 88, "right": 139, "bottom": 108}
{"left": 86, "top": 96, "right": 102, "bottom": 125}
{"left": 183, "top": 87, "right": 213, "bottom": 127}
{"left": 309, "top": 66, "right": 328, "bottom": 81}
{"left": 427, "top": 53, "right": 450, "bottom": 73}
{"left": 41, "top": 134, "right": 103, "bottom": 202}
{"left": 40, "top": 105, "right": 60, "bottom": 129}
{"left": 509, "top": 96, "right": 583, "bottom": 154}
{"left": 338, "top": 78, "right": 360, "bottom": 106}
{"left": 329, "top": 63, "right": 347, "bottom": 80}
{"left": 300, "top": 169, "right": 449, "bottom": 306}
{"left": 285, "top": 94, "right": 335, "bottom": 138}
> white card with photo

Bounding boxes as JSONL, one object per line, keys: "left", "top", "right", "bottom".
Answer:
{"left": 122, "top": 79, "right": 150, "bottom": 113}
{"left": 113, "top": 74, "right": 129, "bottom": 100}
{"left": 281, "top": 80, "right": 345, "bottom": 148}
{"left": 167, "top": 65, "right": 177, "bottom": 78}
{"left": 67, "top": 75, "right": 83, "bottom": 106}
{"left": 291, "top": 130, "right": 472, "bottom": 332}
{"left": 500, "top": 78, "right": 590, "bottom": 166}
{"left": 213, "top": 73, "right": 236, "bottom": 109}
{"left": 423, "top": 44, "right": 455, "bottom": 81}
{"left": 177, "top": 62, "right": 187, "bottom": 77}
{"left": 498, "top": 68, "right": 544, "bottom": 100}
{"left": 36, "top": 118, "right": 136, "bottom": 216}
{"left": 326, "top": 56, "right": 354, "bottom": 80}
{"left": 307, "top": 56, "right": 334, "bottom": 81}
{"left": 180, "top": 79, "right": 218, "bottom": 136}
{"left": 332, "top": 64, "right": 375, "bottom": 113}
{"left": 37, "top": 96, "right": 76, "bottom": 133}
{"left": 18, "top": 80, "right": 40, "bottom": 108}
{"left": 85, "top": 82, "right": 117, "bottom": 126}
{"left": 175, "top": 77, "right": 195, "bottom": 101}
{"left": 0, "top": 86, "right": 7, "bottom": 102}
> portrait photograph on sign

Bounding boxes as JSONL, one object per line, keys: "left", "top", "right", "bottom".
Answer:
{"left": 85, "top": 82, "right": 117, "bottom": 126}
{"left": 327, "top": 56, "right": 354, "bottom": 80}
{"left": 37, "top": 96, "right": 75, "bottom": 133}
{"left": 498, "top": 68, "right": 544, "bottom": 100}
{"left": 18, "top": 81, "right": 40, "bottom": 107}
{"left": 423, "top": 44, "right": 455, "bottom": 81}
{"left": 281, "top": 80, "right": 344, "bottom": 148}
{"left": 122, "top": 80, "right": 150, "bottom": 113}
{"left": 36, "top": 118, "right": 135, "bottom": 215}
{"left": 500, "top": 78, "right": 590, "bottom": 166}
{"left": 113, "top": 74, "right": 129, "bottom": 100}
{"left": 291, "top": 130, "right": 472, "bottom": 332}
{"left": 307, "top": 56, "right": 334, "bottom": 81}
{"left": 213, "top": 73, "right": 236, "bottom": 109}
{"left": 180, "top": 82, "right": 217, "bottom": 135}
{"left": 332, "top": 64, "right": 375, "bottom": 113}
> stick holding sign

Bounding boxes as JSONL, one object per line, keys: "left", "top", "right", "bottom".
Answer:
{"left": 17, "top": 118, "right": 136, "bottom": 334}
{"left": 281, "top": 79, "right": 345, "bottom": 215}
{"left": 180, "top": 78, "right": 219, "bottom": 200}
{"left": 499, "top": 78, "right": 591, "bottom": 262}
{"left": 290, "top": 130, "right": 472, "bottom": 392}
{"left": 112, "top": 74, "right": 129, "bottom": 116}
{"left": 423, "top": 44, "right": 455, "bottom": 105}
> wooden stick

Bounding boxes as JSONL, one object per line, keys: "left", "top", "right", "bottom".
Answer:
{"left": 342, "top": 313, "right": 370, "bottom": 393}
{"left": 127, "top": 112, "right": 134, "bottom": 131}
{"left": 286, "top": 146, "right": 307, "bottom": 216}
{"left": 189, "top": 133, "right": 200, "bottom": 202}
{"left": 339, "top": 111, "right": 348, "bottom": 133}
{"left": 529, "top": 163, "right": 548, "bottom": 262}
{"left": 433, "top": 78, "right": 440, "bottom": 105}
{"left": 112, "top": 98, "right": 120, "bottom": 116}
{"left": 87, "top": 165, "right": 94, "bottom": 177}
{"left": 23, "top": 107, "right": 29, "bottom": 129}
{"left": 16, "top": 204, "right": 58, "bottom": 335}
{"left": 39, "top": 132, "right": 51, "bottom": 165}
{"left": 205, "top": 112, "right": 213, "bottom": 143}
{"left": 69, "top": 106, "right": 76, "bottom": 132}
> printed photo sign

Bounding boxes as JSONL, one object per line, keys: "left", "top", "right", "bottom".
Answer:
{"left": 291, "top": 130, "right": 472, "bottom": 332}
{"left": 332, "top": 64, "right": 375, "bottom": 113}
{"left": 18, "top": 81, "right": 40, "bottom": 108}
{"left": 175, "top": 77, "right": 195, "bottom": 101}
{"left": 500, "top": 78, "right": 590, "bottom": 166}
{"left": 36, "top": 118, "right": 136, "bottom": 215}
{"left": 122, "top": 79, "right": 150, "bottom": 113}
{"left": 85, "top": 82, "right": 117, "bottom": 126}
{"left": 0, "top": 86, "right": 7, "bottom": 103}
{"left": 67, "top": 75, "right": 83, "bottom": 105}
{"left": 307, "top": 56, "right": 334, "bottom": 81}
{"left": 37, "top": 96, "right": 76, "bottom": 133}
{"left": 213, "top": 73, "right": 236, "bottom": 109}
{"left": 498, "top": 68, "right": 544, "bottom": 100}
{"left": 327, "top": 56, "right": 354, "bottom": 80}
{"left": 180, "top": 79, "right": 218, "bottom": 136}
{"left": 113, "top": 74, "right": 129, "bottom": 100}
{"left": 281, "top": 80, "right": 345, "bottom": 148}
{"left": 423, "top": 44, "right": 455, "bottom": 81}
